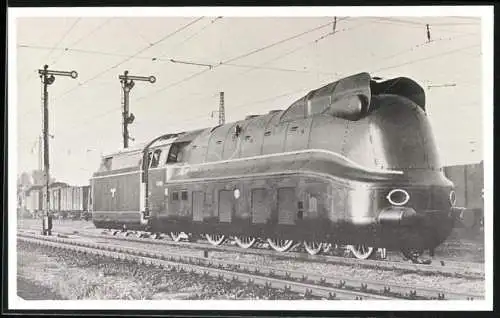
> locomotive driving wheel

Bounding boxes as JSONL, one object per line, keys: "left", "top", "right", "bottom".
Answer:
{"left": 206, "top": 234, "right": 226, "bottom": 246}
{"left": 267, "top": 238, "right": 294, "bottom": 252}
{"left": 303, "top": 241, "right": 324, "bottom": 255}
{"left": 322, "top": 243, "right": 333, "bottom": 254}
{"left": 234, "top": 236, "right": 257, "bottom": 249}
{"left": 170, "top": 232, "right": 185, "bottom": 242}
{"left": 348, "top": 244, "right": 374, "bottom": 260}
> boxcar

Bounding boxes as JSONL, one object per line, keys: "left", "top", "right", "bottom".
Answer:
{"left": 25, "top": 186, "right": 43, "bottom": 218}
{"left": 71, "top": 186, "right": 90, "bottom": 219}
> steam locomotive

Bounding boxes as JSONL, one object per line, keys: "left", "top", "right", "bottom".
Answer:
{"left": 90, "top": 72, "right": 461, "bottom": 260}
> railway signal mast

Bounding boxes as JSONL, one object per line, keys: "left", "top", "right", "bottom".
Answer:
{"left": 119, "top": 70, "right": 156, "bottom": 149}
{"left": 38, "top": 64, "right": 78, "bottom": 236}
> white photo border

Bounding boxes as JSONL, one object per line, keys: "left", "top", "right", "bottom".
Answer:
{"left": 8, "top": 5, "right": 494, "bottom": 311}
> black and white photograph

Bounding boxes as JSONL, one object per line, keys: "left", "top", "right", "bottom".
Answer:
{"left": 8, "top": 6, "right": 493, "bottom": 311}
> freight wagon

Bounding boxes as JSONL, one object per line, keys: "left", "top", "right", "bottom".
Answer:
{"left": 443, "top": 161, "right": 484, "bottom": 231}
{"left": 21, "top": 182, "right": 91, "bottom": 220}
{"left": 24, "top": 185, "right": 44, "bottom": 218}
{"left": 60, "top": 185, "right": 91, "bottom": 219}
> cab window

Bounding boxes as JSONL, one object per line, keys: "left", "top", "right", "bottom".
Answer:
{"left": 150, "top": 149, "right": 162, "bottom": 168}
{"left": 166, "top": 143, "right": 183, "bottom": 163}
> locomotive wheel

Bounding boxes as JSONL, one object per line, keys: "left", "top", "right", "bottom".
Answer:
{"left": 348, "top": 244, "right": 374, "bottom": 260}
{"left": 303, "top": 241, "right": 323, "bottom": 255}
{"left": 206, "top": 234, "right": 226, "bottom": 246}
{"left": 322, "top": 243, "right": 333, "bottom": 254}
{"left": 170, "top": 232, "right": 185, "bottom": 242}
{"left": 267, "top": 238, "right": 294, "bottom": 252}
{"left": 234, "top": 236, "right": 257, "bottom": 249}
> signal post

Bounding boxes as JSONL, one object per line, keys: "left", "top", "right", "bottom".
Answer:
{"left": 119, "top": 71, "right": 156, "bottom": 149}
{"left": 38, "top": 64, "right": 78, "bottom": 235}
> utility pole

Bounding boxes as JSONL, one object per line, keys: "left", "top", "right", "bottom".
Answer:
{"left": 219, "top": 92, "right": 225, "bottom": 125}
{"left": 38, "top": 64, "right": 78, "bottom": 236}
{"left": 210, "top": 91, "right": 225, "bottom": 125}
{"left": 38, "top": 135, "right": 43, "bottom": 171}
{"left": 119, "top": 70, "right": 156, "bottom": 149}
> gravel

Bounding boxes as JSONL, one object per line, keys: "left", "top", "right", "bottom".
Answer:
{"left": 17, "top": 219, "right": 485, "bottom": 298}
{"left": 17, "top": 242, "right": 308, "bottom": 300}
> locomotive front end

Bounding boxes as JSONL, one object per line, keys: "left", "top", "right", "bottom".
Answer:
{"left": 366, "top": 93, "right": 458, "bottom": 252}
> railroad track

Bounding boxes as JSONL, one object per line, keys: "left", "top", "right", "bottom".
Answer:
{"left": 17, "top": 226, "right": 484, "bottom": 280}
{"left": 17, "top": 232, "right": 482, "bottom": 300}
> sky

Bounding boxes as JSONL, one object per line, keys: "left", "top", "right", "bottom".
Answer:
{"left": 14, "top": 12, "right": 485, "bottom": 186}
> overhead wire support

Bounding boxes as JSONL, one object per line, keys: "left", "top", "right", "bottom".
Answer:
{"left": 38, "top": 64, "right": 78, "bottom": 236}
{"left": 119, "top": 70, "right": 156, "bottom": 149}
{"left": 169, "top": 58, "right": 213, "bottom": 69}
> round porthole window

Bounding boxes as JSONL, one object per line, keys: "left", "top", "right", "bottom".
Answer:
{"left": 234, "top": 189, "right": 240, "bottom": 199}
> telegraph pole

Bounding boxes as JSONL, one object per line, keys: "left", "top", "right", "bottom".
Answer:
{"left": 38, "top": 64, "right": 78, "bottom": 236}
{"left": 38, "top": 135, "right": 42, "bottom": 171}
{"left": 119, "top": 71, "right": 156, "bottom": 149}
{"left": 219, "top": 92, "right": 225, "bottom": 125}
{"left": 210, "top": 92, "right": 225, "bottom": 125}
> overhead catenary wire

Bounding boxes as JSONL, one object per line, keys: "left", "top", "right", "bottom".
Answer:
{"left": 349, "top": 31, "right": 480, "bottom": 75}
{"left": 52, "top": 17, "right": 205, "bottom": 103}
{"left": 364, "top": 17, "right": 481, "bottom": 35}
{"left": 134, "top": 19, "right": 341, "bottom": 103}
{"left": 17, "top": 16, "right": 482, "bottom": 158}
{"left": 121, "top": 18, "right": 153, "bottom": 47}
{"left": 51, "top": 24, "right": 482, "bottom": 140}
{"left": 370, "top": 42, "right": 480, "bottom": 74}
{"left": 132, "top": 17, "right": 223, "bottom": 76}
{"left": 50, "top": 18, "right": 113, "bottom": 67}
{"left": 159, "top": 16, "right": 223, "bottom": 57}
{"left": 22, "top": 18, "right": 82, "bottom": 84}
{"left": 18, "top": 43, "right": 343, "bottom": 76}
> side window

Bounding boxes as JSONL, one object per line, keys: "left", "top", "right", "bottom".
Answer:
{"left": 150, "top": 149, "right": 162, "bottom": 168}
{"left": 166, "top": 144, "right": 182, "bottom": 163}
{"left": 172, "top": 192, "right": 179, "bottom": 202}
{"left": 181, "top": 191, "right": 188, "bottom": 201}
{"left": 167, "top": 144, "right": 180, "bottom": 164}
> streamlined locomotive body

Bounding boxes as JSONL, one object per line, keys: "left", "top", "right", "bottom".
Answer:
{"left": 91, "top": 72, "right": 459, "bottom": 259}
